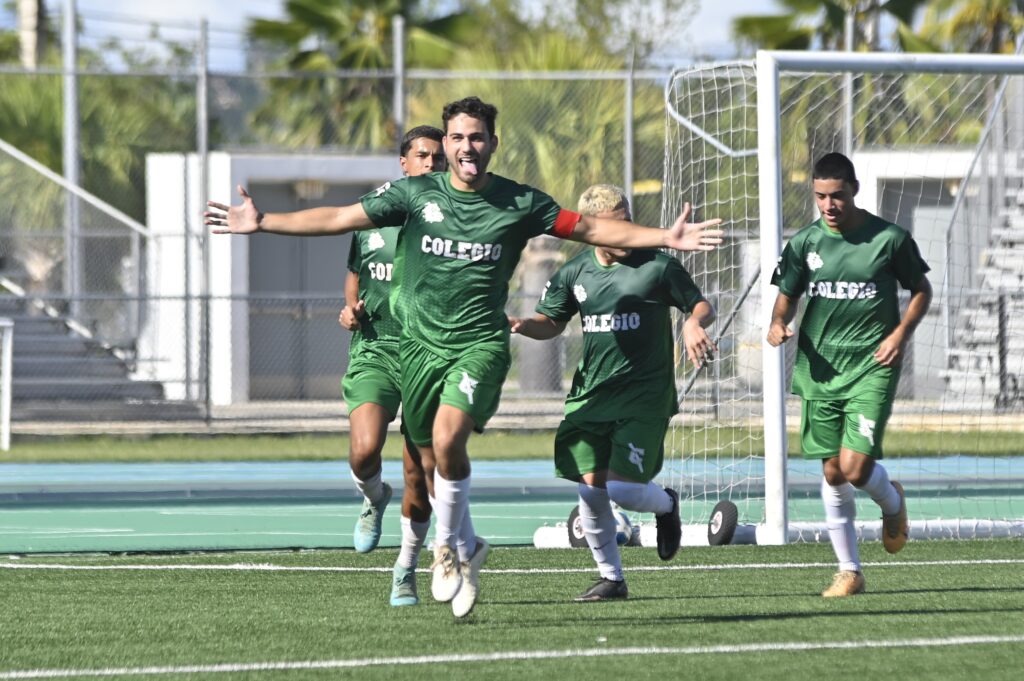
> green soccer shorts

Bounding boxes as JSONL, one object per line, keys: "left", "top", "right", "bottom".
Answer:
{"left": 553, "top": 416, "right": 668, "bottom": 483}
{"left": 799, "top": 373, "right": 897, "bottom": 459}
{"left": 399, "top": 337, "right": 510, "bottom": 447}
{"left": 341, "top": 339, "right": 402, "bottom": 419}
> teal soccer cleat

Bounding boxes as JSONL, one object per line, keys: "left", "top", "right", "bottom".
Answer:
{"left": 353, "top": 483, "right": 392, "bottom": 553}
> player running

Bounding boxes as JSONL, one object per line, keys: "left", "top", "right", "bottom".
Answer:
{"left": 337, "top": 125, "right": 446, "bottom": 607}
{"left": 767, "top": 152, "right": 932, "bottom": 597}
{"left": 205, "top": 96, "right": 724, "bottom": 617}
{"left": 511, "top": 184, "right": 715, "bottom": 601}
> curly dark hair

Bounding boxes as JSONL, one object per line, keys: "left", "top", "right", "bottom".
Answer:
{"left": 442, "top": 96, "right": 498, "bottom": 136}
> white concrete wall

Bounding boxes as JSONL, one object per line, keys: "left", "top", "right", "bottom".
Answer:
{"left": 144, "top": 151, "right": 399, "bottom": 405}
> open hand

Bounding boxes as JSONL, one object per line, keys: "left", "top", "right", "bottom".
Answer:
{"left": 205, "top": 185, "right": 262, "bottom": 234}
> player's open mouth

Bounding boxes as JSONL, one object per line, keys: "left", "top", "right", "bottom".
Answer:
{"left": 459, "top": 158, "right": 479, "bottom": 175}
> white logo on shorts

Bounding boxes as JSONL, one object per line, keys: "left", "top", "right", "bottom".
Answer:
{"left": 627, "top": 442, "right": 645, "bottom": 473}
{"left": 423, "top": 201, "right": 445, "bottom": 223}
{"left": 367, "top": 232, "right": 386, "bottom": 251}
{"left": 807, "top": 252, "right": 824, "bottom": 270}
{"left": 459, "top": 371, "right": 479, "bottom": 405}
{"left": 858, "top": 413, "right": 876, "bottom": 446}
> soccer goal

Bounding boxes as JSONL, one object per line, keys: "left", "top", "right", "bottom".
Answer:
{"left": 663, "top": 50, "right": 1024, "bottom": 545}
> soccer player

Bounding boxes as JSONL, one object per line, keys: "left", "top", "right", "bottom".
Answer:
{"left": 767, "top": 152, "right": 932, "bottom": 597}
{"left": 336, "top": 125, "right": 446, "bottom": 607}
{"left": 205, "top": 96, "right": 723, "bottom": 617}
{"left": 510, "top": 184, "right": 715, "bottom": 601}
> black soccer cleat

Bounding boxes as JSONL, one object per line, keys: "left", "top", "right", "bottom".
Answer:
{"left": 656, "top": 487, "right": 682, "bottom": 561}
{"left": 574, "top": 578, "right": 628, "bottom": 602}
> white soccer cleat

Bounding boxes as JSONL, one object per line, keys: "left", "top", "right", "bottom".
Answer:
{"left": 430, "top": 543, "right": 461, "bottom": 603}
{"left": 451, "top": 537, "right": 489, "bottom": 618}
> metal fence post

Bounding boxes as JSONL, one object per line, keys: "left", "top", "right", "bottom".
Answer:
{"left": 392, "top": 15, "right": 405, "bottom": 141}
{"left": 197, "top": 17, "right": 212, "bottom": 421}
{"left": 62, "top": 0, "right": 80, "bottom": 320}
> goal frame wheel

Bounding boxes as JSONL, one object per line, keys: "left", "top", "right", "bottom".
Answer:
{"left": 708, "top": 500, "right": 739, "bottom": 546}
{"left": 567, "top": 505, "right": 588, "bottom": 548}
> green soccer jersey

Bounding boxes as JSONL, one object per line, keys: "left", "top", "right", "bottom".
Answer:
{"left": 771, "top": 212, "right": 930, "bottom": 399}
{"left": 360, "top": 172, "right": 576, "bottom": 357}
{"left": 346, "top": 226, "right": 402, "bottom": 345}
{"left": 536, "top": 249, "right": 706, "bottom": 422}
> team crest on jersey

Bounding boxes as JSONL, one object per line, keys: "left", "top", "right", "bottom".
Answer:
{"left": 573, "top": 284, "right": 588, "bottom": 303}
{"left": 806, "top": 252, "right": 824, "bottom": 271}
{"left": 423, "top": 201, "right": 444, "bottom": 223}
{"left": 367, "top": 232, "right": 386, "bottom": 251}
{"left": 374, "top": 181, "right": 391, "bottom": 197}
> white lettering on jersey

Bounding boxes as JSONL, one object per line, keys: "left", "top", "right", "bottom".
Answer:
{"left": 858, "top": 413, "right": 876, "bottom": 446}
{"left": 541, "top": 280, "right": 551, "bottom": 302}
{"left": 581, "top": 312, "right": 642, "bottom": 333}
{"left": 627, "top": 442, "right": 645, "bottom": 473}
{"left": 367, "top": 232, "right": 386, "bottom": 251}
{"left": 806, "top": 252, "right": 824, "bottom": 270}
{"left": 420, "top": 235, "right": 502, "bottom": 262}
{"left": 573, "top": 284, "right": 588, "bottom": 303}
{"left": 459, "top": 371, "right": 479, "bottom": 405}
{"left": 805, "top": 281, "right": 878, "bottom": 300}
{"left": 373, "top": 181, "right": 391, "bottom": 197}
{"left": 367, "top": 262, "right": 393, "bottom": 281}
{"left": 423, "top": 201, "right": 444, "bottom": 223}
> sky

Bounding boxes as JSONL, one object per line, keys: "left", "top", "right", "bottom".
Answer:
{"left": 2, "top": 0, "right": 782, "bottom": 71}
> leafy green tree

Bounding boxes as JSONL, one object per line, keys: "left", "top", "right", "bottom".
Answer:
{"left": 245, "top": 0, "right": 476, "bottom": 150}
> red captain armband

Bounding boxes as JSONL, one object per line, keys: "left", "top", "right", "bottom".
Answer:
{"left": 552, "top": 209, "right": 582, "bottom": 239}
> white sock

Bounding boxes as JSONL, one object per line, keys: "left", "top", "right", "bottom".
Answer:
{"left": 433, "top": 473, "right": 471, "bottom": 556}
{"left": 455, "top": 505, "right": 477, "bottom": 563}
{"left": 352, "top": 468, "right": 386, "bottom": 504}
{"left": 606, "top": 480, "right": 672, "bottom": 514}
{"left": 578, "top": 483, "right": 623, "bottom": 582}
{"left": 396, "top": 516, "right": 430, "bottom": 569}
{"left": 860, "top": 463, "right": 901, "bottom": 515}
{"left": 822, "top": 478, "right": 860, "bottom": 572}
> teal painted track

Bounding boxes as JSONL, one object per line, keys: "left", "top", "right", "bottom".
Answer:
{"left": 1, "top": 458, "right": 1022, "bottom": 553}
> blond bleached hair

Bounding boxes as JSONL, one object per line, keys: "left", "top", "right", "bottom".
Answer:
{"left": 577, "top": 184, "right": 630, "bottom": 217}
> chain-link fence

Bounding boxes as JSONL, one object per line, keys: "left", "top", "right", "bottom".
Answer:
{"left": 0, "top": 14, "right": 676, "bottom": 424}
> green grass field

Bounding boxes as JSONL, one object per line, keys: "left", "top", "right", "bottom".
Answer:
{"left": 5, "top": 428, "right": 1022, "bottom": 462}
{"left": 1, "top": 539, "right": 1022, "bottom": 680}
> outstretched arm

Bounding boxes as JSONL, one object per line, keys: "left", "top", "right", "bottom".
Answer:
{"left": 875, "top": 275, "right": 933, "bottom": 367}
{"left": 205, "top": 185, "right": 374, "bottom": 236}
{"left": 568, "top": 202, "right": 723, "bottom": 252}
{"left": 509, "top": 314, "right": 567, "bottom": 340}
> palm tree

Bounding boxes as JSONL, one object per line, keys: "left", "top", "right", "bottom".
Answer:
{"left": 918, "top": 0, "right": 1024, "bottom": 53}
{"left": 244, "top": 0, "right": 473, "bottom": 151}
{"left": 731, "top": 0, "right": 935, "bottom": 53}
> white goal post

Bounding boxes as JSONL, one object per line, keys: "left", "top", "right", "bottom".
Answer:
{"left": 664, "top": 50, "right": 1024, "bottom": 546}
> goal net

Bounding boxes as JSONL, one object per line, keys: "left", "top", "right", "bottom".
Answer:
{"left": 663, "top": 51, "right": 1024, "bottom": 544}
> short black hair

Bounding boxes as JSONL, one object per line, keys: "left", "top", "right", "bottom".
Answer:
{"left": 813, "top": 152, "right": 858, "bottom": 185}
{"left": 400, "top": 125, "right": 444, "bottom": 157}
{"left": 442, "top": 96, "right": 498, "bottom": 136}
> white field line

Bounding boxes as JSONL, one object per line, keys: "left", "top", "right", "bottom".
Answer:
{"left": 1, "top": 635, "right": 1022, "bottom": 679}
{"left": 1, "top": 558, "right": 1022, "bottom": 574}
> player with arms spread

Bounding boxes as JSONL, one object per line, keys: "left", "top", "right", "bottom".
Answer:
{"left": 511, "top": 184, "right": 716, "bottom": 601}
{"left": 206, "top": 96, "right": 724, "bottom": 617}
{"left": 337, "top": 125, "right": 446, "bottom": 607}
{"left": 767, "top": 152, "right": 932, "bottom": 597}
